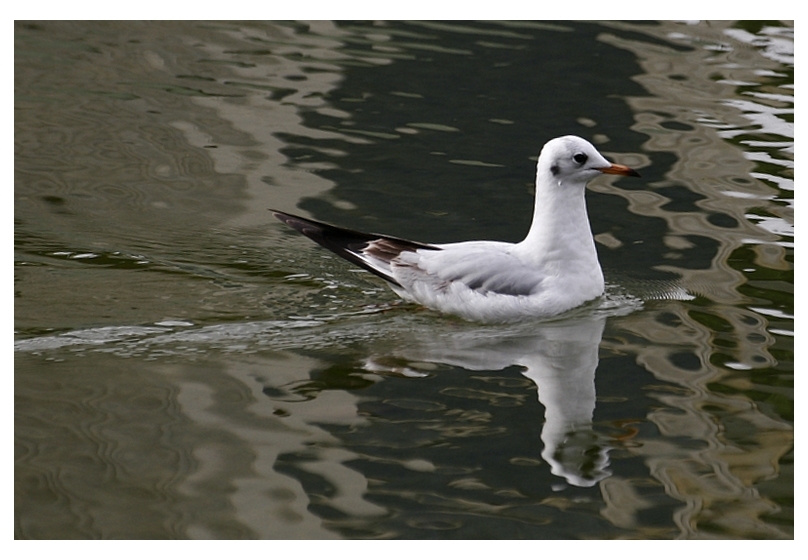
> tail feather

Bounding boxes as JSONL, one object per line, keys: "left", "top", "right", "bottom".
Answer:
{"left": 271, "top": 209, "right": 439, "bottom": 286}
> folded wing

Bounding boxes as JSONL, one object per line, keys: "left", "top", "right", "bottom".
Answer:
{"left": 272, "top": 211, "right": 545, "bottom": 301}
{"left": 398, "top": 242, "right": 545, "bottom": 297}
{"left": 271, "top": 210, "right": 440, "bottom": 286}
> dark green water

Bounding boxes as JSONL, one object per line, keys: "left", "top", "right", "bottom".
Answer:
{"left": 15, "top": 21, "right": 792, "bottom": 539}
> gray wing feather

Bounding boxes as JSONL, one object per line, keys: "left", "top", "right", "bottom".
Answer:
{"left": 404, "top": 245, "right": 545, "bottom": 297}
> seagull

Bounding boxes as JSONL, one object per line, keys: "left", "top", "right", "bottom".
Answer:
{"left": 272, "top": 135, "right": 640, "bottom": 323}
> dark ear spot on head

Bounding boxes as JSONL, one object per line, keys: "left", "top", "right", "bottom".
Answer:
{"left": 550, "top": 164, "right": 559, "bottom": 176}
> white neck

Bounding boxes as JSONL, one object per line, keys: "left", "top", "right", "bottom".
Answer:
{"left": 517, "top": 167, "right": 602, "bottom": 282}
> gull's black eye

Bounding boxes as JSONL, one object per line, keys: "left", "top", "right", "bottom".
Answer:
{"left": 573, "top": 152, "right": 588, "bottom": 165}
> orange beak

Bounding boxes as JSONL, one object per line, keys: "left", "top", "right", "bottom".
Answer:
{"left": 598, "top": 163, "right": 641, "bottom": 177}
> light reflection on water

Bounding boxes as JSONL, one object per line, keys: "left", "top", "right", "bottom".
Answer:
{"left": 15, "top": 21, "right": 792, "bottom": 539}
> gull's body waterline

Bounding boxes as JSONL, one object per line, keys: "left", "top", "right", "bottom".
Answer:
{"left": 273, "top": 135, "right": 640, "bottom": 323}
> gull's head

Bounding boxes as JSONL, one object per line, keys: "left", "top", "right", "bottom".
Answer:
{"left": 538, "top": 135, "right": 640, "bottom": 185}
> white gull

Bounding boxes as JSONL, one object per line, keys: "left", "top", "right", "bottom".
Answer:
{"left": 272, "top": 135, "right": 640, "bottom": 323}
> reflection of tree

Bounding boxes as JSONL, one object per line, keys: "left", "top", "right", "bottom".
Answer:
{"left": 604, "top": 301, "right": 793, "bottom": 538}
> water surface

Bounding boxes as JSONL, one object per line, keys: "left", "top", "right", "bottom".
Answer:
{"left": 15, "top": 21, "right": 793, "bottom": 539}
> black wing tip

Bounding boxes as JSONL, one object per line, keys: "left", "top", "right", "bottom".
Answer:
{"left": 269, "top": 208, "right": 440, "bottom": 249}
{"left": 269, "top": 208, "right": 404, "bottom": 287}
{"left": 269, "top": 208, "right": 296, "bottom": 224}
{"left": 270, "top": 208, "right": 302, "bottom": 221}
{"left": 270, "top": 209, "right": 323, "bottom": 236}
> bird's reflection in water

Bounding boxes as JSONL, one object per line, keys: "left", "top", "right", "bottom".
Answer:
{"left": 362, "top": 315, "right": 611, "bottom": 488}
